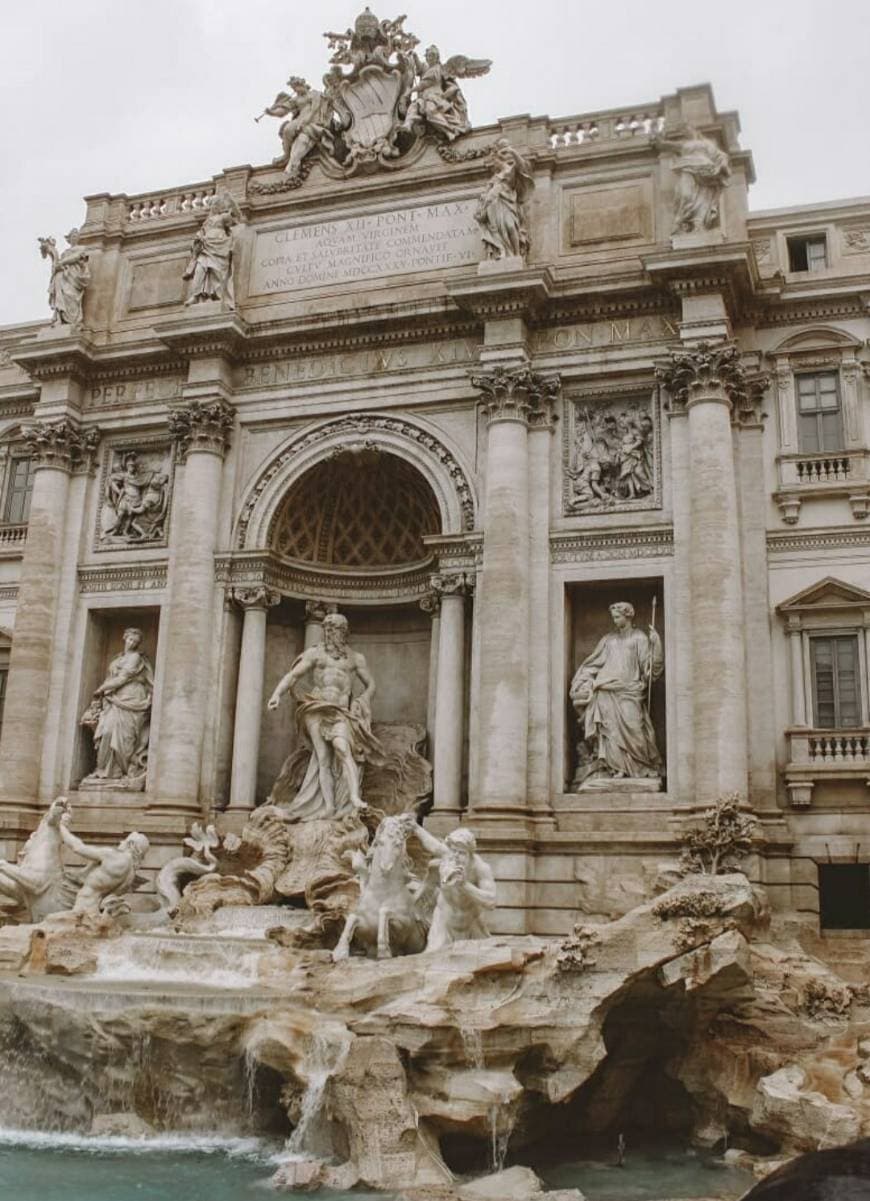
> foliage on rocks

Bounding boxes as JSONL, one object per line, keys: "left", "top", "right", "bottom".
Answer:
{"left": 556, "top": 923, "right": 602, "bottom": 972}
{"left": 679, "top": 793, "right": 756, "bottom": 875}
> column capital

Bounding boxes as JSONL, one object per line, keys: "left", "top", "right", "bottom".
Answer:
{"left": 168, "top": 398, "right": 234, "bottom": 461}
{"left": 656, "top": 340, "right": 768, "bottom": 423}
{"left": 430, "top": 570, "right": 475, "bottom": 599}
{"left": 304, "top": 598, "right": 338, "bottom": 623}
{"left": 469, "top": 363, "right": 560, "bottom": 426}
{"left": 23, "top": 418, "right": 100, "bottom": 474}
{"left": 419, "top": 590, "right": 441, "bottom": 616}
{"left": 231, "top": 585, "right": 281, "bottom": 611}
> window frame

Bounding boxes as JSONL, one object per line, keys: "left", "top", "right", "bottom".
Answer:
{"left": 787, "top": 233, "right": 828, "bottom": 274}
{"left": 2, "top": 453, "right": 34, "bottom": 525}
{"left": 809, "top": 631, "right": 863, "bottom": 729}
{"left": 795, "top": 370, "right": 844, "bottom": 455}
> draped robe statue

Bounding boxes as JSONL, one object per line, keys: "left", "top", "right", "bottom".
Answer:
{"left": 570, "top": 602, "right": 663, "bottom": 787}
{"left": 81, "top": 628, "right": 153, "bottom": 789}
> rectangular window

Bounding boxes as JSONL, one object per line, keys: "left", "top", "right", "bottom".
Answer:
{"left": 796, "top": 372, "right": 843, "bottom": 453}
{"left": 788, "top": 235, "right": 827, "bottom": 273}
{"left": 3, "top": 457, "right": 34, "bottom": 524}
{"left": 810, "top": 634, "right": 862, "bottom": 728}
{"left": 818, "top": 863, "right": 870, "bottom": 931}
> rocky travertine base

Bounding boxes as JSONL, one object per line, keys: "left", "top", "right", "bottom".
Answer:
{"left": 0, "top": 873, "right": 866, "bottom": 1193}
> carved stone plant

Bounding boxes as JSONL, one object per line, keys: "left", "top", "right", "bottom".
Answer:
{"left": 679, "top": 793, "right": 756, "bottom": 875}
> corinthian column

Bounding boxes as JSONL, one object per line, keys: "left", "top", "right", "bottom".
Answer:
{"left": 0, "top": 420, "right": 99, "bottom": 803}
{"left": 228, "top": 587, "right": 280, "bottom": 811}
{"left": 470, "top": 365, "right": 559, "bottom": 814}
{"left": 657, "top": 342, "right": 749, "bottom": 803}
{"left": 430, "top": 571, "right": 473, "bottom": 819}
{"left": 153, "top": 399, "right": 234, "bottom": 810}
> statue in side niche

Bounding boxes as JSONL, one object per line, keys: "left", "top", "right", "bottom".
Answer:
{"left": 401, "top": 45, "right": 491, "bottom": 142}
{"left": 570, "top": 601, "right": 663, "bottom": 787}
{"left": 38, "top": 229, "right": 91, "bottom": 326}
{"left": 102, "top": 451, "right": 169, "bottom": 543}
{"left": 267, "top": 612, "right": 385, "bottom": 819}
{"left": 652, "top": 126, "right": 731, "bottom": 234}
{"left": 183, "top": 192, "right": 240, "bottom": 307}
{"left": 58, "top": 814, "right": 149, "bottom": 915}
{"left": 474, "top": 138, "right": 535, "bottom": 261}
{"left": 80, "top": 628, "right": 153, "bottom": 790}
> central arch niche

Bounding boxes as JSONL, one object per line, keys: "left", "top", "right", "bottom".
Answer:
{"left": 257, "top": 448, "right": 443, "bottom": 802}
{"left": 269, "top": 449, "right": 441, "bottom": 570}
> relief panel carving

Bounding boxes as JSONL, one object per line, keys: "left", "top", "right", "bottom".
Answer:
{"left": 563, "top": 391, "right": 660, "bottom": 516}
{"left": 95, "top": 439, "right": 174, "bottom": 551}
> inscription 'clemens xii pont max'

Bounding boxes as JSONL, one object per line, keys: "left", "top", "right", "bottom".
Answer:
{"left": 250, "top": 199, "right": 480, "bottom": 294}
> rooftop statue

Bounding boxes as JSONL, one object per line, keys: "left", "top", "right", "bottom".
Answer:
{"left": 255, "top": 8, "right": 491, "bottom": 186}
{"left": 652, "top": 125, "right": 731, "bottom": 235}
{"left": 474, "top": 138, "right": 535, "bottom": 261}
{"left": 38, "top": 228, "right": 90, "bottom": 326}
{"left": 183, "top": 192, "right": 241, "bottom": 308}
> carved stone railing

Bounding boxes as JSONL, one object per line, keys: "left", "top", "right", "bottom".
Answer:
{"left": 0, "top": 524, "right": 27, "bottom": 550}
{"left": 548, "top": 106, "right": 665, "bottom": 148}
{"left": 784, "top": 726, "right": 870, "bottom": 807}
{"left": 126, "top": 186, "right": 215, "bottom": 223}
{"left": 779, "top": 449, "right": 867, "bottom": 488}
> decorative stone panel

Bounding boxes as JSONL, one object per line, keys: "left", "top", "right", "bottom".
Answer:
{"left": 563, "top": 389, "right": 661, "bottom": 516}
{"left": 94, "top": 437, "right": 174, "bottom": 551}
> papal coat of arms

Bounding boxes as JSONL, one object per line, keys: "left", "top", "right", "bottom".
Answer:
{"left": 253, "top": 7, "right": 491, "bottom": 188}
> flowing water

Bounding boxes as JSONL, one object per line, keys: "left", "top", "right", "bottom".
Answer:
{"left": 458, "top": 1025, "right": 515, "bottom": 1174}
{"left": 541, "top": 1145, "right": 755, "bottom": 1199}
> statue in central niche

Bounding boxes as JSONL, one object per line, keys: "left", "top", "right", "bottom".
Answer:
{"left": 570, "top": 601, "right": 663, "bottom": 788}
{"left": 267, "top": 612, "right": 384, "bottom": 819}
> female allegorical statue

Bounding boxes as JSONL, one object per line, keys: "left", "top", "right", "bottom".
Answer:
{"left": 653, "top": 126, "right": 731, "bottom": 234}
{"left": 474, "top": 138, "right": 534, "bottom": 261}
{"left": 183, "top": 192, "right": 240, "bottom": 307}
{"left": 570, "top": 601, "right": 663, "bottom": 786}
{"left": 38, "top": 229, "right": 91, "bottom": 326}
{"left": 81, "top": 628, "right": 154, "bottom": 790}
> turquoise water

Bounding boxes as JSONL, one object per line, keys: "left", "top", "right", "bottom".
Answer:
{"left": 0, "top": 1132, "right": 389, "bottom": 1201}
{"left": 543, "top": 1147, "right": 754, "bottom": 1200}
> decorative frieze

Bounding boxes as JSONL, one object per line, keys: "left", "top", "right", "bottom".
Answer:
{"left": 96, "top": 440, "right": 174, "bottom": 550}
{"left": 23, "top": 419, "right": 100, "bottom": 473}
{"left": 168, "top": 398, "right": 234, "bottom": 461}
{"left": 78, "top": 562, "right": 169, "bottom": 594}
{"left": 469, "top": 363, "right": 560, "bottom": 425}
{"left": 550, "top": 526, "right": 673, "bottom": 564}
{"left": 563, "top": 391, "right": 660, "bottom": 515}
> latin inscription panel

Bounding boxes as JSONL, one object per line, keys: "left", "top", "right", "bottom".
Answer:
{"left": 250, "top": 199, "right": 480, "bottom": 295}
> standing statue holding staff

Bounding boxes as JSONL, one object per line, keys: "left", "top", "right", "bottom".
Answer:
{"left": 38, "top": 229, "right": 91, "bottom": 326}
{"left": 570, "top": 601, "right": 663, "bottom": 786}
{"left": 267, "top": 613, "right": 384, "bottom": 820}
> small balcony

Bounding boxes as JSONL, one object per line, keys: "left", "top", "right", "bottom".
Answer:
{"left": 0, "top": 523, "right": 27, "bottom": 556}
{"left": 784, "top": 727, "right": 870, "bottom": 807}
{"left": 775, "top": 449, "right": 870, "bottom": 523}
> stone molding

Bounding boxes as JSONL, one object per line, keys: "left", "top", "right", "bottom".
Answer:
{"left": 767, "top": 527, "right": 870, "bottom": 555}
{"left": 78, "top": 562, "right": 168, "bottom": 594}
{"left": 236, "top": 413, "right": 478, "bottom": 549}
{"left": 656, "top": 341, "right": 768, "bottom": 425}
{"left": 215, "top": 551, "right": 432, "bottom": 603}
{"left": 168, "top": 399, "right": 234, "bottom": 461}
{"left": 230, "top": 585, "right": 281, "bottom": 611}
{"left": 550, "top": 526, "right": 674, "bottom": 564}
{"left": 23, "top": 419, "right": 100, "bottom": 474}
{"left": 469, "top": 363, "right": 561, "bottom": 426}
{"left": 0, "top": 585, "right": 19, "bottom": 603}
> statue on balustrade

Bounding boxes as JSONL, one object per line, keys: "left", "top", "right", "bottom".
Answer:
{"left": 80, "top": 628, "right": 153, "bottom": 791}
{"left": 474, "top": 138, "right": 534, "bottom": 261}
{"left": 401, "top": 45, "right": 491, "bottom": 142}
{"left": 38, "top": 228, "right": 91, "bottom": 326}
{"left": 652, "top": 126, "right": 731, "bottom": 234}
{"left": 570, "top": 601, "right": 663, "bottom": 788}
{"left": 267, "top": 612, "right": 386, "bottom": 819}
{"left": 258, "top": 76, "right": 335, "bottom": 177}
{"left": 183, "top": 191, "right": 241, "bottom": 307}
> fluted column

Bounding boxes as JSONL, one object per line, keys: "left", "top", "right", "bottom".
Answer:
{"left": 470, "top": 364, "right": 559, "bottom": 813}
{"left": 430, "top": 572, "right": 472, "bottom": 818}
{"left": 658, "top": 342, "right": 749, "bottom": 803}
{"left": 0, "top": 420, "right": 99, "bottom": 802}
{"left": 153, "top": 399, "right": 233, "bottom": 810}
{"left": 228, "top": 586, "right": 280, "bottom": 810}
{"left": 304, "top": 599, "right": 337, "bottom": 649}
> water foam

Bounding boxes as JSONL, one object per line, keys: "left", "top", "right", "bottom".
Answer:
{"left": 0, "top": 1127, "right": 273, "bottom": 1160}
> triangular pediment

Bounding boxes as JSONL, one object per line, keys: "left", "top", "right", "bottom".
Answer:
{"left": 778, "top": 576, "right": 870, "bottom": 615}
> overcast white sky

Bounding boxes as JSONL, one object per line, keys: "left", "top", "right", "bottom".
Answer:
{"left": 2, "top": 0, "right": 867, "bottom": 328}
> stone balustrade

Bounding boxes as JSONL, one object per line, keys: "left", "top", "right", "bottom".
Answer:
{"left": 784, "top": 726, "right": 870, "bottom": 807}
{"left": 779, "top": 449, "right": 868, "bottom": 488}
{"left": 0, "top": 524, "right": 27, "bottom": 548}
{"left": 548, "top": 107, "right": 664, "bottom": 148}
{"left": 126, "top": 186, "right": 215, "bottom": 223}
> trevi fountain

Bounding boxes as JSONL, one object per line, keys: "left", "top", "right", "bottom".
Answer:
{"left": 0, "top": 8, "right": 868, "bottom": 1201}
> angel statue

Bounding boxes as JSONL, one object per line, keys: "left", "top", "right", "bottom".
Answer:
{"left": 183, "top": 192, "right": 241, "bottom": 308}
{"left": 401, "top": 45, "right": 491, "bottom": 142}
{"left": 475, "top": 138, "right": 535, "bottom": 261}
{"left": 38, "top": 229, "right": 91, "bottom": 326}
{"left": 256, "top": 76, "right": 335, "bottom": 177}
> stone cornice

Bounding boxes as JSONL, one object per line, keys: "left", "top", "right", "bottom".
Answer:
{"left": 155, "top": 311, "right": 249, "bottom": 361}
{"left": 215, "top": 550, "right": 433, "bottom": 603}
{"left": 767, "top": 527, "right": 870, "bottom": 555}
{"left": 10, "top": 336, "right": 97, "bottom": 384}
{"left": 448, "top": 266, "right": 554, "bottom": 319}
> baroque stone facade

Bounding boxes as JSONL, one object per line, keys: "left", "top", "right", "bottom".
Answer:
{"left": 0, "top": 37, "right": 868, "bottom": 937}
